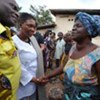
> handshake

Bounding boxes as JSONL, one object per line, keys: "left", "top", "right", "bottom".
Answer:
{"left": 31, "top": 75, "right": 50, "bottom": 85}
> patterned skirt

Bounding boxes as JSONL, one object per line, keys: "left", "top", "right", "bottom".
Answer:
{"left": 63, "top": 75, "right": 100, "bottom": 100}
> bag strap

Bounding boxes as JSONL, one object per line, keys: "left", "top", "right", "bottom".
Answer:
{"left": 30, "top": 36, "right": 47, "bottom": 100}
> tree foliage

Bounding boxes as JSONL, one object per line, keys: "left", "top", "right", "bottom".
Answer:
{"left": 30, "top": 5, "right": 55, "bottom": 26}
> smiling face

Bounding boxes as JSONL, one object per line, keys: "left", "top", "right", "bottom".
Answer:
{"left": 72, "top": 20, "right": 89, "bottom": 42}
{"left": 20, "top": 19, "right": 36, "bottom": 39}
{"left": 0, "top": 0, "right": 19, "bottom": 27}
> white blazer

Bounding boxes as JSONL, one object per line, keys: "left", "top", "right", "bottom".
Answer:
{"left": 12, "top": 35, "right": 37, "bottom": 99}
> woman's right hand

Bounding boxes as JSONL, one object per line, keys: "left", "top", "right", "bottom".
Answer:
{"left": 32, "top": 77, "right": 48, "bottom": 85}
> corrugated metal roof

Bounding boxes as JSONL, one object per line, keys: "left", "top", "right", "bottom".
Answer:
{"left": 37, "top": 23, "right": 56, "bottom": 29}
{"left": 50, "top": 9, "right": 100, "bottom": 15}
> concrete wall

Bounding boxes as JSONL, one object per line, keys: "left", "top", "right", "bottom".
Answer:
{"left": 37, "top": 14, "right": 75, "bottom": 35}
{"left": 53, "top": 14, "right": 74, "bottom": 34}
{"left": 37, "top": 14, "right": 100, "bottom": 46}
{"left": 92, "top": 36, "right": 100, "bottom": 46}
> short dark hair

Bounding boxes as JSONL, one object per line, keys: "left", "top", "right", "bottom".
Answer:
{"left": 19, "top": 12, "right": 37, "bottom": 27}
{"left": 50, "top": 32, "right": 55, "bottom": 36}
{"left": 44, "top": 29, "right": 52, "bottom": 38}
{"left": 58, "top": 32, "right": 63, "bottom": 36}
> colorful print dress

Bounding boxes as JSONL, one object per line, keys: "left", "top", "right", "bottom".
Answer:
{"left": 0, "top": 24, "right": 21, "bottom": 100}
{"left": 63, "top": 45, "right": 100, "bottom": 100}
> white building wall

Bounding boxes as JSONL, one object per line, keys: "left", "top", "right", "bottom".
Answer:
{"left": 54, "top": 14, "right": 74, "bottom": 34}
{"left": 92, "top": 36, "right": 100, "bottom": 46}
{"left": 37, "top": 14, "right": 100, "bottom": 46}
{"left": 38, "top": 14, "right": 75, "bottom": 35}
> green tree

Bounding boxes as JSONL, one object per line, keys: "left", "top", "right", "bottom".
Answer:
{"left": 30, "top": 5, "right": 55, "bottom": 26}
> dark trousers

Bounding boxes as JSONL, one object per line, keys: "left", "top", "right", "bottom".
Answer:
{"left": 56, "top": 59, "right": 60, "bottom": 68}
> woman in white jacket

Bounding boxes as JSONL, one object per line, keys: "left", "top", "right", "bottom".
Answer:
{"left": 12, "top": 13, "right": 43, "bottom": 100}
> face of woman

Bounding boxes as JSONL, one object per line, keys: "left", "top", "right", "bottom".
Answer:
{"left": 21, "top": 19, "right": 36, "bottom": 38}
{"left": 72, "top": 20, "right": 89, "bottom": 42}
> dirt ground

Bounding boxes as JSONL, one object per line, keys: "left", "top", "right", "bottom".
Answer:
{"left": 45, "top": 68, "right": 64, "bottom": 100}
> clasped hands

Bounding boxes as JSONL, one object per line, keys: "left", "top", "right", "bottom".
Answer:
{"left": 32, "top": 75, "right": 49, "bottom": 85}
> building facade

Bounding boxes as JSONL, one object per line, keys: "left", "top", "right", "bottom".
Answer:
{"left": 37, "top": 9, "right": 100, "bottom": 45}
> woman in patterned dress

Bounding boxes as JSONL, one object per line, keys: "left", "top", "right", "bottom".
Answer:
{"left": 63, "top": 12, "right": 100, "bottom": 100}
{"left": 41, "top": 12, "right": 100, "bottom": 100}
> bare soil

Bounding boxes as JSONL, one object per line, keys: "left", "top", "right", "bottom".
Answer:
{"left": 45, "top": 68, "right": 64, "bottom": 100}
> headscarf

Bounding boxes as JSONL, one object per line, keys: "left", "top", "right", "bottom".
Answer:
{"left": 75, "top": 12, "right": 100, "bottom": 38}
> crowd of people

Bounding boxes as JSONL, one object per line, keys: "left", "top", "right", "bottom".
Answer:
{"left": 0, "top": 0, "right": 100, "bottom": 100}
